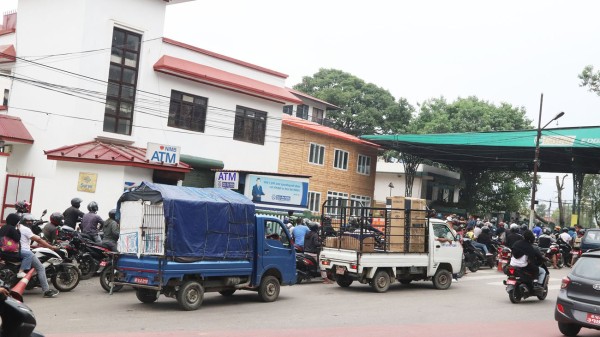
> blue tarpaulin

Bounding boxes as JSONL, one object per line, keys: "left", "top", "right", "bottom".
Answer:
{"left": 118, "top": 182, "right": 256, "bottom": 260}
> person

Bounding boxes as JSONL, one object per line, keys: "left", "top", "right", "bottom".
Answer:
{"left": 559, "top": 228, "right": 572, "bottom": 246}
{"left": 538, "top": 228, "right": 557, "bottom": 268}
{"left": 570, "top": 229, "right": 585, "bottom": 266}
{"left": 465, "top": 225, "right": 475, "bottom": 239}
{"left": 42, "top": 212, "right": 63, "bottom": 245}
{"left": 17, "top": 213, "right": 60, "bottom": 298}
{"left": 102, "top": 209, "right": 120, "bottom": 252}
{"left": 292, "top": 219, "right": 309, "bottom": 249}
{"left": 251, "top": 178, "right": 265, "bottom": 202}
{"left": 80, "top": 201, "right": 104, "bottom": 244}
{"left": 505, "top": 223, "right": 523, "bottom": 248}
{"left": 473, "top": 222, "right": 482, "bottom": 239}
{"left": 532, "top": 222, "right": 542, "bottom": 238}
{"left": 510, "top": 230, "right": 547, "bottom": 290}
{"left": 304, "top": 222, "right": 332, "bottom": 284}
{"left": 63, "top": 197, "right": 84, "bottom": 229}
{"left": 0, "top": 213, "right": 22, "bottom": 262}
{"left": 496, "top": 222, "right": 506, "bottom": 244}
{"left": 553, "top": 225, "right": 561, "bottom": 236}
{"left": 476, "top": 227, "right": 494, "bottom": 254}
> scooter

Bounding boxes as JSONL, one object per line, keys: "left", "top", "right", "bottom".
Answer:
{"left": 294, "top": 246, "right": 321, "bottom": 284}
{"left": 540, "top": 242, "right": 564, "bottom": 269}
{"left": 462, "top": 238, "right": 485, "bottom": 272}
{"left": 0, "top": 283, "right": 44, "bottom": 337}
{"left": 503, "top": 264, "right": 549, "bottom": 303}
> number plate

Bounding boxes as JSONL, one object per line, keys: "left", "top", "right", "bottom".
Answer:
{"left": 133, "top": 277, "right": 148, "bottom": 285}
{"left": 100, "top": 261, "right": 107, "bottom": 267}
{"left": 336, "top": 266, "right": 346, "bottom": 275}
{"left": 506, "top": 279, "right": 517, "bottom": 285}
{"left": 500, "top": 259, "right": 508, "bottom": 264}
{"left": 587, "top": 313, "right": 600, "bottom": 325}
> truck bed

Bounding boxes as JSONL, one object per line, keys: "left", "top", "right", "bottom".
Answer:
{"left": 321, "top": 247, "right": 430, "bottom": 273}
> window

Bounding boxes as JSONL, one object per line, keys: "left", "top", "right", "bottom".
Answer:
{"left": 308, "top": 143, "right": 325, "bottom": 165}
{"left": 357, "top": 154, "right": 371, "bottom": 175}
{"left": 325, "top": 191, "right": 348, "bottom": 215}
{"left": 350, "top": 194, "right": 371, "bottom": 216}
{"left": 283, "top": 105, "right": 293, "bottom": 115}
{"left": 103, "top": 27, "right": 141, "bottom": 135}
{"left": 233, "top": 106, "right": 267, "bottom": 145}
{"left": 334, "top": 149, "right": 349, "bottom": 170}
{"left": 308, "top": 192, "right": 321, "bottom": 213}
{"left": 167, "top": 90, "right": 207, "bottom": 132}
{"left": 264, "top": 220, "right": 291, "bottom": 248}
{"left": 312, "top": 107, "right": 324, "bottom": 123}
{"left": 296, "top": 104, "right": 309, "bottom": 120}
{"left": 2, "top": 89, "right": 8, "bottom": 106}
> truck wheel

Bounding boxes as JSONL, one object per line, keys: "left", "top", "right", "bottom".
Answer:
{"left": 136, "top": 289, "right": 158, "bottom": 304}
{"left": 177, "top": 281, "right": 204, "bottom": 311}
{"left": 219, "top": 289, "right": 236, "bottom": 297}
{"left": 432, "top": 269, "right": 452, "bottom": 290}
{"left": 336, "top": 276, "right": 353, "bottom": 288}
{"left": 258, "top": 276, "right": 280, "bottom": 302}
{"left": 370, "top": 270, "right": 390, "bottom": 293}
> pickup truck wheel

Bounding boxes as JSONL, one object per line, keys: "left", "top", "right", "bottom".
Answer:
{"left": 177, "top": 281, "right": 204, "bottom": 311}
{"left": 136, "top": 289, "right": 158, "bottom": 304}
{"left": 432, "top": 269, "right": 452, "bottom": 290}
{"left": 258, "top": 276, "right": 280, "bottom": 302}
{"left": 370, "top": 270, "right": 390, "bottom": 293}
{"left": 336, "top": 276, "right": 353, "bottom": 288}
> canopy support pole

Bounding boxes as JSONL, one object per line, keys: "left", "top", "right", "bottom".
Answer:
{"left": 572, "top": 172, "right": 585, "bottom": 226}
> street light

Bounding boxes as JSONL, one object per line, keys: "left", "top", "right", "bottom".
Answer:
{"left": 388, "top": 182, "right": 394, "bottom": 197}
{"left": 529, "top": 93, "right": 565, "bottom": 229}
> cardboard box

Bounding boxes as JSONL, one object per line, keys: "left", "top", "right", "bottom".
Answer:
{"left": 340, "top": 235, "right": 376, "bottom": 252}
{"left": 386, "top": 196, "right": 427, "bottom": 211}
{"left": 408, "top": 243, "right": 426, "bottom": 253}
{"left": 387, "top": 242, "right": 405, "bottom": 252}
{"left": 324, "top": 237, "right": 339, "bottom": 248}
{"left": 362, "top": 237, "right": 375, "bottom": 252}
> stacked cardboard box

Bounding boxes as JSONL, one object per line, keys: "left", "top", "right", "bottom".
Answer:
{"left": 340, "top": 235, "right": 375, "bottom": 253}
{"left": 385, "top": 196, "right": 427, "bottom": 253}
{"left": 324, "top": 236, "right": 339, "bottom": 248}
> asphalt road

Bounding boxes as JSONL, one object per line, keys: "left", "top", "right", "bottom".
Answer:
{"left": 19, "top": 266, "right": 600, "bottom": 337}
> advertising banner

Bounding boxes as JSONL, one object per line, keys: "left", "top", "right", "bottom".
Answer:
{"left": 244, "top": 174, "right": 308, "bottom": 207}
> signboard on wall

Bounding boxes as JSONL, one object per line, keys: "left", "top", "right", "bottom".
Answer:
{"left": 146, "top": 142, "right": 181, "bottom": 165}
{"left": 214, "top": 171, "right": 239, "bottom": 189}
{"left": 244, "top": 174, "right": 308, "bottom": 207}
{"left": 77, "top": 172, "right": 97, "bottom": 193}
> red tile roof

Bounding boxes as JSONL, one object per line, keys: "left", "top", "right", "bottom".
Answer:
{"left": 44, "top": 141, "right": 192, "bottom": 173}
{"left": 0, "top": 29, "right": 15, "bottom": 37}
{"left": 282, "top": 115, "right": 380, "bottom": 149}
{"left": 0, "top": 115, "right": 33, "bottom": 144}
{"left": 163, "top": 38, "right": 288, "bottom": 79}
{"left": 0, "top": 45, "right": 16, "bottom": 63}
{"left": 286, "top": 88, "right": 340, "bottom": 110}
{"left": 154, "top": 55, "right": 302, "bottom": 104}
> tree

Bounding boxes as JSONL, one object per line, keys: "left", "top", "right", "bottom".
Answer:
{"left": 556, "top": 174, "right": 568, "bottom": 227}
{"left": 410, "top": 96, "right": 533, "bottom": 214}
{"left": 536, "top": 203, "right": 548, "bottom": 217}
{"left": 582, "top": 174, "right": 600, "bottom": 226}
{"left": 579, "top": 65, "right": 600, "bottom": 95}
{"left": 293, "top": 69, "right": 414, "bottom": 136}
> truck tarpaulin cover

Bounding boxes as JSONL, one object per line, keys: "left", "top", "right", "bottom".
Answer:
{"left": 118, "top": 182, "right": 255, "bottom": 260}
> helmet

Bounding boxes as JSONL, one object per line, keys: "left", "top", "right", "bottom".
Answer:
{"left": 308, "top": 222, "right": 319, "bottom": 231}
{"left": 5, "top": 213, "right": 20, "bottom": 226}
{"left": 562, "top": 228, "right": 568, "bottom": 233}
{"left": 498, "top": 222, "right": 505, "bottom": 228}
{"left": 15, "top": 201, "right": 30, "bottom": 214}
{"left": 520, "top": 224, "right": 528, "bottom": 232}
{"left": 543, "top": 228, "right": 551, "bottom": 235}
{"left": 71, "top": 197, "right": 83, "bottom": 208}
{"left": 108, "top": 209, "right": 117, "bottom": 220}
{"left": 87, "top": 201, "right": 98, "bottom": 212}
{"left": 50, "top": 212, "right": 64, "bottom": 226}
{"left": 523, "top": 230, "right": 535, "bottom": 244}
{"left": 509, "top": 223, "right": 519, "bottom": 232}
{"left": 22, "top": 213, "right": 35, "bottom": 223}
{"left": 555, "top": 225, "right": 561, "bottom": 231}
{"left": 481, "top": 227, "right": 490, "bottom": 233}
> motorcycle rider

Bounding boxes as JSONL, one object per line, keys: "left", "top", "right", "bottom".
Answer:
{"left": 63, "top": 197, "right": 84, "bottom": 230}
{"left": 292, "top": 218, "right": 309, "bottom": 250}
{"left": 16, "top": 213, "right": 60, "bottom": 297}
{"left": 538, "top": 228, "right": 557, "bottom": 268}
{"left": 304, "top": 222, "right": 332, "bottom": 284}
{"left": 42, "top": 212, "right": 64, "bottom": 245}
{"left": 80, "top": 201, "right": 104, "bottom": 244}
{"left": 510, "top": 230, "right": 547, "bottom": 291}
{"left": 505, "top": 223, "right": 523, "bottom": 248}
{"left": 101, "top": 209, "right": 120, "bottom": 252}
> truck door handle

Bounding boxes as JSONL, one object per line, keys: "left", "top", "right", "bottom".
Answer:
{"left": 435, "top": 245, "right": 441, "bottom": 248}
{"left": 264, "top": 249, "right": 270, "bottom": 253}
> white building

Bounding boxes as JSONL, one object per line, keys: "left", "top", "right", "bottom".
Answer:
{"left": 374, "top": 161, "right": 461, "bottom": 204}
{"left": 0, "top": 1, "right": 301, "bottom": 220}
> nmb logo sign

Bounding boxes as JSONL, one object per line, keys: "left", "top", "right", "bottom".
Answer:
{"left": 146, "top": 142, "right": 180, "bottom": 164}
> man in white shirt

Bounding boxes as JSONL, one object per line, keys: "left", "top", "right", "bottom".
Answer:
{"left": 559, "top": 228, "right": 572, "bottom": 245}
{"left": 19, "top": 219, "right": 60, "bottom": 298}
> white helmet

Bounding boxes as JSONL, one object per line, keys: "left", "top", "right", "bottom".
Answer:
{"left": 510, "top": 223, "right": 519, "bottom": 230}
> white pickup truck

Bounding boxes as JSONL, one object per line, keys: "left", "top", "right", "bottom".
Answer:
{"left": 319, "top": 218, "right": 462, "bottom": 292}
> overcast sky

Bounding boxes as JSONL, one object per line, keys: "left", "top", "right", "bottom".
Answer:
{"left": 4, "top": 0, "right": 600, "bottom": 208}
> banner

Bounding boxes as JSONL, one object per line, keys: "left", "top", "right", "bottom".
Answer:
{"left": 244, "top": 174, "right": 308, "bottom": 207}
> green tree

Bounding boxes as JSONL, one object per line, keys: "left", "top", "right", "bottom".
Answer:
{"left": 536, "top": 203, "right": 548, "bottom": 217}
{"left": 579, "top": 65, "right": 600, "bottom": 95}
{"left": 293, "top": 68, "right": 414, "bottom": 136}
{"left": 582, "top": 174, "right": 600, "bottom": 226}
{"left": 409, "top": 97, "right": 533, "bottom": 214}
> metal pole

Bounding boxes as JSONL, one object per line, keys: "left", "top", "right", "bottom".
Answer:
{"left": 529, "top": 93, "right": 544, "bottom": 229}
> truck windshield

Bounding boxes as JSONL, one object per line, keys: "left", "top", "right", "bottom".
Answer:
{"left": 265, "top": 220, "right": 292, "bottom": 248}
{"left": 433, "top": 224, "right": 455, "bottom": 241}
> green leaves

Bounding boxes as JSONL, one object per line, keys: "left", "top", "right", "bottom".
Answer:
{"left": 579, "top": 65, "right": 600, "bottom": 95}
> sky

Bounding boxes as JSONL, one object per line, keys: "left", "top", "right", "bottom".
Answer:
{"left": 3, "top": 0, "right": 600, "bottom": 209}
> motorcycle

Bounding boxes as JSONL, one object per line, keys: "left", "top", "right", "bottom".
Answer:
{"left": 58, "top": 228, "right": 111, "bottom": 280}
{"left": 556, "top": 238, "right": 572, "bottom": 267}
{"left": 498, "top": 246, "right": 512, "bottom": 271}
{"left": 0, "top": 282, "right": 44, "bottom": 337}
{"left": 462, "top": 238, "right": 486, "bottom": 272}
{"left": 99, "top": 253, "right": 123, "bottom": 293}
{"left": 540, "top": 242, "right": 564, "bottom": 269}
{"left": 294, "top": 246, "right": 322, "bottom": 284}
{"left": 0, "top": 247, "right": 80, "bottom": 293}
{"left": 503, "top": 264, "right": 549, "bottom": 303}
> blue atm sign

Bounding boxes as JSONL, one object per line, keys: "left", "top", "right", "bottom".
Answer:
{"left": 145, "top": 142, "right": 180, "bottom": 165}
{"left": 215, "top": 171, "right": 239, "bottom": 189}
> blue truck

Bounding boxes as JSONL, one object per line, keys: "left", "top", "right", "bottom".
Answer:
{"left": 112, "top": 182, "right": 296, "bottom": 311}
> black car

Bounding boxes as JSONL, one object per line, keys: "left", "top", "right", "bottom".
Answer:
{"left": 555, "top": 249, "right": 600, "bottom": 336}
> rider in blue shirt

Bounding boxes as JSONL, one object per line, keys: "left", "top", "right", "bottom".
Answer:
{"left": 292, "top": 220, "right": 310, "bottom": 248}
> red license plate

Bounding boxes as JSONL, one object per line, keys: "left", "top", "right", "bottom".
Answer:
{"left": 506, "top": 279, "right": 516, "bottom": 285}
{"left": 100, "top": 261, "right": 107, "bottom": 267}
{"left": 500, "top": 259, "right": 508, "bottom": 264}
{"left": 586, "top": 313, "right": 600, "bottom": 325}
{"left": 133, "top": 277, "right": 148, "bottom": 285}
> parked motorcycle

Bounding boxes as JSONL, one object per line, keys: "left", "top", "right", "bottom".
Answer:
{"left": 0, "top": 282, "right": 44, "bottom": 337}
{"left": 462, "top": 238, "right": 485, "bottom": 272}
{"left": 540, "top": 242, "right": 564, "bottom": 269}
{"left": 58, "top": 228, "right": 112, "bottom": 280}
{"left": 503, "top": 264, "right": 549, "bottom": 303}
{"left": 0, "top": 247, "right": 80, "bottom": 293}
{"left": 556, "top": 238, "right": 572, "bottom": 267}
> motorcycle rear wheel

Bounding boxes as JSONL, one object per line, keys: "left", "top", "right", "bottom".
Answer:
{"left": 468, "top": 260, "right": 480, "bottom": 273}
{"left": 508, "top": 289, "right": 521, "bottom": 303}
{"left": 557, "top": 255, "right": 564, "bottom": 269}
{"left": 78, "top": 257, "right": 96, "bottom": 280}
{"left": 52, "top": 265, "right": 80, "bottom": 292}
{"left": 100, "top": 266, "right": 123, "bottom": 292}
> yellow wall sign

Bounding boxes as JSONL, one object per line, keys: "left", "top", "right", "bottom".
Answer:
{"left": 571, "top": 214, "right": 578, "bottom": 226}
{"left": 77, "top": 172, "right": 97, "bottom": 193}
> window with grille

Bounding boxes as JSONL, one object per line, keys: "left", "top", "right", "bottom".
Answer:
{"left": 308, "top": 143, "right": 325, "bottom": 165}
{"left": 233, "top": 106, "right": 267, "bottom": 145}
{"left": 167, "top": 90, "right": 207, "bottom": 132}
{"left": 334, "top": 149, "right": 349, "bottom": 170}
{"left": 296, "top": 104, "right": 309, "bottom": 120}
{"left": 308, "top": 191, "right": 321, "bottom": 212}
{"left": 103, "top": 27, "right": 141, "bottom": 135}
{"left": 357, "top": 154, "right": 371, "bottom": 175}
{"left": 283, "top": 105, "right": 293, "bottom": 115}
{"left": 325, "top": 191, "right": 348, "bottom": 215}
{"left": 312, "top": 107, "right": 324, "bottom": 123}
{"left": 350, "top": 194, "right": 371, "bottom": 216}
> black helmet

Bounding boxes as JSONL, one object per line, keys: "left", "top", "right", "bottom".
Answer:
{"left": 15, "top": 200, "right": 30, "bottom": 214}
{"left": 543, "top": 228, "right": 551, "bottom": 235}
{"left": 308, "top": 222, "right": 319, "bottom": 231}
{"left": 108, "top": 209, "right": 117, "bottom": 220}
{"left": 520, "top": 224, "right": 528, "bottom": 232}
{"left": 50, "top": 212, "right": 64, "bottom": 226}
{"left": 562, "top": 228, "right": 568, "bottom": 233}
{"left": 482, "top": 227, "right": 490, "bottom": 233}
{"left": 523, "top": 230, "right": 535, "bottom": 244}
{"left": 87, "top": 201, "right": 98, "bottom": 212}
{"left": 71, "top": 197, "right": 83, "bottom": 208}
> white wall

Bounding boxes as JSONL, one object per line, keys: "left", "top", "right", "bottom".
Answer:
{"left": 374, "top": 171, "right": 423, "bottom": 203}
